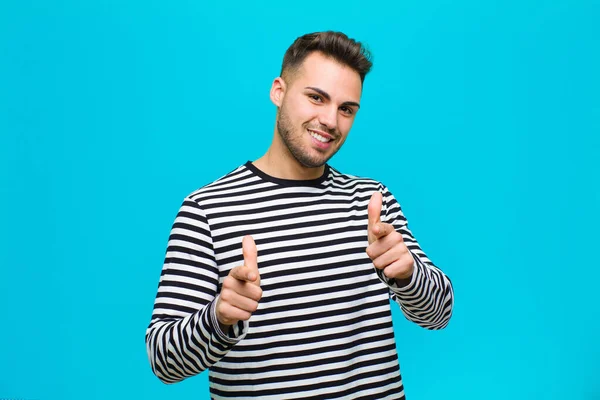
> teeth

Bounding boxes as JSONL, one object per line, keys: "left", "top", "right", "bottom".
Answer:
{"left": 309, "top": 130, "right": 330, "bottom": 143}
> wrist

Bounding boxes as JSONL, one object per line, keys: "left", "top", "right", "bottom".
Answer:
{"left": 218, "top": 320, "right": 232, "bottom": 334}
{"left": 395, "top": 275, "right": 413, "bottom": 288}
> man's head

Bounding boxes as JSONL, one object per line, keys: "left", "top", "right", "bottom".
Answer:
{"left": 270, "top": 31, "right": 373, "bottom": 169}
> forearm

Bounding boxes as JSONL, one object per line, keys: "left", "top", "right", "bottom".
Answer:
{"left": 383, "top": 255, "right": 454, "bottom": 330}
{"left": 146, "top": 297, "right": 247, "bottom": 384}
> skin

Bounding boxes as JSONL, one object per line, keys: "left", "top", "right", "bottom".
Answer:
{"left": 215, "top": 51, "right": 414, "bottom": 331}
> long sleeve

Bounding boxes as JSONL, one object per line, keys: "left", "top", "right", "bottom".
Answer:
{"left": 375, "top": 184, "right": 454, "bottom": 330}
{"left": 145, "top": 197, "right": 248, "bottom": 384}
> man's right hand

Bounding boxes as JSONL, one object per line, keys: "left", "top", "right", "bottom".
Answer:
{"left": 216, "top": 235, "right": 262, "bottom": 331}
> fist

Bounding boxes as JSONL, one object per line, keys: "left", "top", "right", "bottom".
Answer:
{"left": 216, "top": 235, "right": 263, "bottom": 329}
{"left": 366, "top": 192, "right": 414, "bottom": 281}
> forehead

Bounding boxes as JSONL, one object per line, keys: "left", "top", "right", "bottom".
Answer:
{"left": 292, "top": 52, "right": 362, "bottom": 101}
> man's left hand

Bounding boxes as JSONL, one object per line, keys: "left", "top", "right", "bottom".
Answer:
{"left": 366, "top": 192, "right": 414, "bottom": 282}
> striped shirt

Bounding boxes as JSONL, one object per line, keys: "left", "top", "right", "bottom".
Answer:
{"left": 146, "top": 161, "right": 454, "bottom": 399}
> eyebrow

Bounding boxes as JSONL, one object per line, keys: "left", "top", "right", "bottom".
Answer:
{"left": 305, "top": 86, "right": 361, "bottom": 109}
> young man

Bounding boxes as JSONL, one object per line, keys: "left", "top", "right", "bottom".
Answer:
{"left": 146, "top": 31, "right": 454, "bottom": 399}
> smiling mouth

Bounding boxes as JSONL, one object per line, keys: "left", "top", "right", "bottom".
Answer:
{"left": 308, "top": 129, "right": 333, "bottom": 143}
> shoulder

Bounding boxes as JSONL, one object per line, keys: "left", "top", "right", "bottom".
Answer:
{"left": 328, "top": 165, "right": 387, "bottom": 191}
{"left": 184, "top": 163, "right": 256, "bottom": 206}
{"left": 327, "top": 165, "right": 402, "bottom": 208}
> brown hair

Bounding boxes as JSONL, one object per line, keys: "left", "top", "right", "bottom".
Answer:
{"left": 280, "top": 31, "right": 373, "bottom": 84}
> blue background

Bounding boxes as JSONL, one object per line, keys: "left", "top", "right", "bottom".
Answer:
{"left": 1, "top": 0, "right": 599, "bottom": 399}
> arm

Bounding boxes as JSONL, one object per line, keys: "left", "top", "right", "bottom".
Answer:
{"left": 145, "top": 197, "right": 248, "bottom": 384}
{"left": 369, "top": 185, "right": 454, "bottom": 330}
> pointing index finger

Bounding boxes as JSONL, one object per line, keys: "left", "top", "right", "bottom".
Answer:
{"left": 242, "top": 235, "right": 258, "bottom": 270}
{"left": 242, "top": 235, "right": 260, "bottom": 285}
{"left": 368, "top": 192, "right": 383, "bottom": 229}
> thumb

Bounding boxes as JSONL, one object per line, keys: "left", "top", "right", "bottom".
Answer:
{"left": 242, "top": 235, "right": 260, "bottom": 284}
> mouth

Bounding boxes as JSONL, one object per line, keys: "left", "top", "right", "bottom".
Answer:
{"left": 308, "top": 129, "right": 334, "bottom": 145}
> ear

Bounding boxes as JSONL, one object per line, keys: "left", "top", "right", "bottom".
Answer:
{"left": 270, "top": 77, "right": 286, "bottom": 107}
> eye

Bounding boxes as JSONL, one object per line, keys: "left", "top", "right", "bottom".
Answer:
{"left": 340, "top": 106, "right": 354, "bottom": 115}
{"left": 308, "top": 94, "right": 322, "bottom": 102}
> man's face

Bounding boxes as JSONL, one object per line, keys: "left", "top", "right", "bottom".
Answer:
{"left": 274, "top": 51, "right": 363, "bottom": 168}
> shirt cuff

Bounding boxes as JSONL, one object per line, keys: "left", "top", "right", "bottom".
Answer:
{"left": 209, "top": 296, "right": 249, "bottom": 345}
{"left": 385, "top": 253, "right": 424, "bottom": 295}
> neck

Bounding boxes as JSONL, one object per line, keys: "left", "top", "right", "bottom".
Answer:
{"left": 253, "top": 130, "right": 325, "bottom": 181}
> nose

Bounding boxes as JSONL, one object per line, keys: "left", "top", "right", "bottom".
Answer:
{"left": 318, "top": 105, "right": 337, "bottom": 132}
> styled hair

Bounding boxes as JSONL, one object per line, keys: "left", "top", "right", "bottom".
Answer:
{"left": 280, "top": 31, "right": 373, "bottom": 84}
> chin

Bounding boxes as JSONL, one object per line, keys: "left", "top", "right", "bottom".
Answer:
{"left": 301, "top": 155, "right": 332, "bottom": 169}
{"left": 293, "top": 153, "right": 327, "bottom": 169}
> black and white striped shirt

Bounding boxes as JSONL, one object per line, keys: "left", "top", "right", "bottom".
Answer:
{"left": 146, "top": 161, "right": 454, "bottom": 399}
